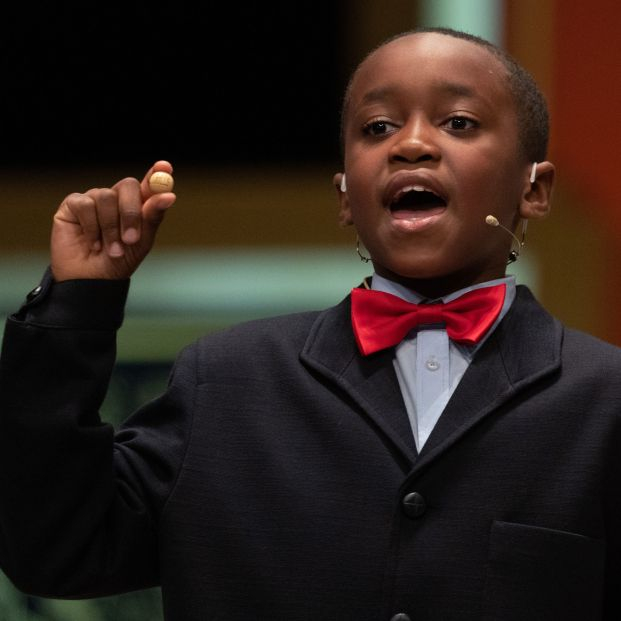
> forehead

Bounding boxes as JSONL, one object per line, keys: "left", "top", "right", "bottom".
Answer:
{"left": 349, "top": 32, "right": 513, "bottom": 113}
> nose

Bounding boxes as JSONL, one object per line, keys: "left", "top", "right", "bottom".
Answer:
{"left": 389, "top": 117, "right": 440, "bottom": 164}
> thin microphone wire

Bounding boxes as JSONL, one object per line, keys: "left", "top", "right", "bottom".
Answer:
{"left": 485, "top": 215, "right": 524, "bottom": 263}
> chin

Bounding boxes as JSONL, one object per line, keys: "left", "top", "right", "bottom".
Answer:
{"left": 380, "top": 255, "right": 452, "bottom": 280}
{"left": 377, "top": 267, "right": 444, "bottom": 288}
{"left": 376, "top": 254, "right": 476, "bottom": 293}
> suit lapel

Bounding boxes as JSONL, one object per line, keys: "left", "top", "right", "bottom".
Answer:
{"left": 300, "top": 294, "right": 417, "bottom": 466}
{"left": 416, "top": 286, "right": 563, "bottom": 468}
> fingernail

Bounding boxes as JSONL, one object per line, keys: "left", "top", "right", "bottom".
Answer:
{"left": 109, "top": 241, "right": 124, "bottom": 257}
{"left": 123, "top": 228, "right": 139, "bottom": 244}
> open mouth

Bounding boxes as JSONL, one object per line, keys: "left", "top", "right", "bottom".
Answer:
{"left": 389, "top": 185, "right": 447, "bottom": 215}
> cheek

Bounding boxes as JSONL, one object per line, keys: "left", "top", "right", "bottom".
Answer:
{"left": 343, "top": 180, "right": 381, "bottom": 226}
{"left": 348, "top": 197, "right": 383, "bottom": 233}
{"left": 456, "top": 152, "right": 523, "bottom": 209}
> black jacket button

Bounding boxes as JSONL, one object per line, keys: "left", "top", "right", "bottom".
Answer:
{"left": 26, "top": 285, "right": 42, "bottom": 302}
{"left": 402, "top": 491, "right": 426, "bottom": 518}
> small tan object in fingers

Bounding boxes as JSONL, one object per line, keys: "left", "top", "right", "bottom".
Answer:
{"left": 148, "top": 171, "right": 175, "bottom": 193}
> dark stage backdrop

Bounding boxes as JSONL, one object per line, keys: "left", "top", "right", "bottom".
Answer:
{"left": 0, "top": 2, "right": 344, "bottom": 168}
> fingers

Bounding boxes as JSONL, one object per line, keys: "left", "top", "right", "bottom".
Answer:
{"left": 114, "top": 178, "right": 143, "bottom": 246}
{"left": 53, "top": 163, "right": 176, "bottom": 270}
{"left": 89, "top": 186, "right": 133, "bottom": 257}
{"left": 51, "top": 162, "right": 176, "bottom": 281}
{"left": 56, "top": 192, "right": 103, "bottom": 252}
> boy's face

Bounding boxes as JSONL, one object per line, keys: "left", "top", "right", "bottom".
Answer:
{"left": 338, "top": 33, "right": 534, "bottom": 294}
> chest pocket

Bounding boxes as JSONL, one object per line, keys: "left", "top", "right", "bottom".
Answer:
{"left": 481, "top": 520, "right": 605, "bottom": 620}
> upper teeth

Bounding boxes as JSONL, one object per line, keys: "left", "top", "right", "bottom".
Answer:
{"left": 394, "top": 185, "right": 438, "bottom": 201}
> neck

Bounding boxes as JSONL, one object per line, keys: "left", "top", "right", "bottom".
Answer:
{"left": 373, "top": 267, "right": 509, "bottom": 299}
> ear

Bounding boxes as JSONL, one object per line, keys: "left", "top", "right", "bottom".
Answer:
{"left": 333, "top": 172, "right": 353, "bottom": 227}
{"left": 519, "top": 161, "right": 555, "bottom": 220}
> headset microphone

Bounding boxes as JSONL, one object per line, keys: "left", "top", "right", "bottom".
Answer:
{"left": 485, "top": 215, "right": 524, "bottom": 263}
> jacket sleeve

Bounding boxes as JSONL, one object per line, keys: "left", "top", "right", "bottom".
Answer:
{"left": 0, "top": 269, "right": 195, "bottom": 598}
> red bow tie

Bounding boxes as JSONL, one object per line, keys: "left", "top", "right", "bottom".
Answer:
{"left": 351, "top": 283, "right": 506, "bottom": 356}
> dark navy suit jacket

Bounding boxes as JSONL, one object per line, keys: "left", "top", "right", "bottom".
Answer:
{"left": 1, "top": 275, "right": 621, "bottom": 620}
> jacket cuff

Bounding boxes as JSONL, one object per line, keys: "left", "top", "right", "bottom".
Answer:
{"left": 12, "top": 266, "right": 130, "bottom": 330}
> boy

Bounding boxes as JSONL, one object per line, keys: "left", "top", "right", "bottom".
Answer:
{"left": 1, "top": 26, "right": 620, "bottom": 621}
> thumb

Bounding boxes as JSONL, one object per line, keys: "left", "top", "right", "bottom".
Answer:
{"left": 140, "top": 192, "right": 176, "bottom": 248}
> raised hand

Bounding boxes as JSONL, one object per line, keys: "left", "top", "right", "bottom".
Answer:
{"left": 51, "top": 161, "right": 176, "bottom": 281}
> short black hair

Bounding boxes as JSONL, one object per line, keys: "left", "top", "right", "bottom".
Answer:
{"left": 340, "top": 26, "right": 549, "bottom": 163}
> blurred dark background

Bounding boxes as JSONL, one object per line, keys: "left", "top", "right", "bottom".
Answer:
{"left": 0, "top": 2, "right": 344, "bottom": 168}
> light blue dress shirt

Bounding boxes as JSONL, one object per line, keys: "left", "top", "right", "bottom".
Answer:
{"left": 370, "top": 273, "right": 516, "bottom": 451}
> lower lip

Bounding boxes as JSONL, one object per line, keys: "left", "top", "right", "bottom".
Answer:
{"left": 389, "top": 207, "right": 446, "bottom": 230}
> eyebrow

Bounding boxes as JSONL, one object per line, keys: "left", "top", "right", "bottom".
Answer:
{"left": 434, "top": 80, "right": 477, "bottom": 98}
{"left": 360, "top": 80, "right": 478, "bottom": 105}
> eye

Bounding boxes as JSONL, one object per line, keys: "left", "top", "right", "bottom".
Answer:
{"left": 362, "top": 118, "right": 399, "bottom": 137}
{"left": 444, "top": 116, "right": 478, "bottom": 131}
